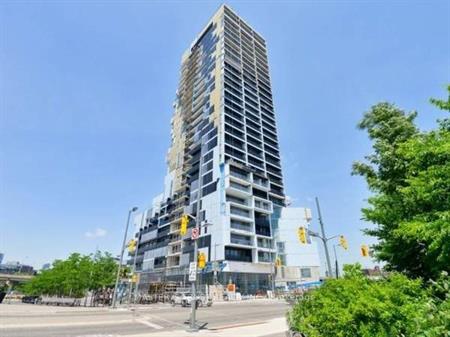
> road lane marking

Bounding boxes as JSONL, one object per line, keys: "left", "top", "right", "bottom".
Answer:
{"left": 208, "top": 320, "right": 266, "bottom": 330}
{"left": 1, "top": 319, "right": 131, "bottom": 329}
{"left": 134, "top": 319, "right": 163, "bottom": 330}
{"left": 140, "top": 313, "right": 186, "bottom": 328}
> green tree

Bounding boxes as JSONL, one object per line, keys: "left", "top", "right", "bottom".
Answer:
{"left": 352, "top": 87, "right": 450, "bottom": 280}
{"left": 89, "top": 251, "right": 117, "bottom": 290}
{"left": 22, "top": 251, "right": 117, "bottom": 298}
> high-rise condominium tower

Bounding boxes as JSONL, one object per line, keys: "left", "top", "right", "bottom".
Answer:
{"left": 133, "top": 5, "right": 320, "bottom": 293}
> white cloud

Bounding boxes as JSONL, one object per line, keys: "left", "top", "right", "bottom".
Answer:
{"left": 85, "top": 228, "right": 107, "bottom": 239}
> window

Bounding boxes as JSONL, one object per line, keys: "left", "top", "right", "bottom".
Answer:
{"left": 225, "top": 246, "right": 252, "bottom": 262}
{"left": 203, "top": 161, "right": 213, "bottom": 173}
{"left": 202, "top": 172, "right": 213, "bottom": 185}
{"left": 301, "top": 268, "right": 312, "bottom": 278}
{"left": 253, "top": 188, "right": 268, "bottom": 199}
{"left": 203, "top": 151, "right": 213, "bottom": 163}
{"left": 207, "top": 137, "right": 217, "bottom": 151}
{"left": 258, "top": 251, "right": 273, "bottom": 263}
{"left": 202, "top": 181, "right": 217, "bottom": 196}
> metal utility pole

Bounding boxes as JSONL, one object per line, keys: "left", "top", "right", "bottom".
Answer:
{"left": 315, "top": 197, "right": 333, "bottom": 278}
{"left": 112, "top": 206, "right": 138, "bottom": 308}
{"left": 129, "top": 212, "right": 145, "bottom": 305}
{"left": 213, "top": 243, "right": 219, "bottom": 285}
{"left": 188, "top": 139, "right": 204, "bottom": 332}
{"left": 333, "top": 245, "right": 339, "bottom": 278}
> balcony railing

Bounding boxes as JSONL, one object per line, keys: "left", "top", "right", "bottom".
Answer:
{"left": 230, "top": 206, "right": 250, "bottom": 218}
{"left": 230, "top": 170, "right": 249, "bottom": 181}
{"left": 230, "top": 220, "right": 253, "bottom": 232}
{"left": 253, "top": 178, "right": 269, "bottom": 188}
{"left": 226, "top": 196, "right": 248, "bottom": 206}
{"left": 231, "top": 237, "right": 252, "bottom": 246}
{"left": 230, "top": 181, "right": 250, "bottom": 193}
{"left": 258, "top": 253, "right": 273, "bottom": 263}
{"left": 255, "top": 200, "right": 271, "bottom": 211}
{"left": 257, "top": 240, "right": 273, "bottom": 249}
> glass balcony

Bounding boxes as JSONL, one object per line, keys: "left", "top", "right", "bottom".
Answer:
{"left": 230, "top": 220, "right": 253, "bottom": 232}
{"left": 230, "top": 206, "right": 250, "bottom": 218}
{"left": 226, "top": 195, "right": 248, "bottom": 206}
{"left": 230, "top": 170, "right": 249, "bottom": 181}
{"left": 230, "top": 234, "right": 252, "bottom": 246}
{"left": 258, "top": 252, "right": 274, "bottom": 263}
{"left": 255, "top": 200, "right": 271, "bottom": 211}
{"left": 253, "top": 177, "right": 269, "bottom": 188}
{"left": 257, "top": 238, "right": 273, "bottom": 249}
{"left": 230, "top": 181, "right": 250, "bottom": 193}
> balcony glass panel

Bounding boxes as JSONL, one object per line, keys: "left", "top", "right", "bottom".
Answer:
{"left": 253, "top": 177, "right": 269, "bottom": 188}
{"left": 255, "top": 200, "right": 270, "bottom": 211}
{"left": 230, "top": 181, "right": 250, "bottom": 193}
{"left": 257, "top": 238, "right": 273, "bottom": 249}
{"left": 226, "top": 195, "right": 248, "bottom": 206}
{"left": 229, "top": 167, "right": 249, "bottom": 181}
{"left": 258, "top": 251, "right": 274, "bottom": 263}
{"left": 225, "top": 246, "right": 252, "bottom": 262}
{"left": 230, "top": 220, "right": 253, "bottom": 232}
{"left": 230, "top": 233, "right": 252, "bottom": 246}
{"left": 230, "top": 206, "right": 250, "bottom": 218}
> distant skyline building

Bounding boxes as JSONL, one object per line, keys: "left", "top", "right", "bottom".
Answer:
{"left": 131, "top": 5, "right": 320, "bottom": 293}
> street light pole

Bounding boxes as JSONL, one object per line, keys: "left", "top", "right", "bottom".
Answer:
{"left": 188, "top": 139, "right": 205, "bottom": 332}
{"left": 112, "top": 206, "right": 138, "bottom": 308}
{"left": 129, "top": 211, "right": 145, "bottom": 305}
{"left": 315, "top": 197, "right": 333, "bottom": 278}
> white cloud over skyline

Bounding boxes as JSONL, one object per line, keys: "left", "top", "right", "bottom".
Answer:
{"left": 85, "top": 228, "right": 107, "bottom": 239}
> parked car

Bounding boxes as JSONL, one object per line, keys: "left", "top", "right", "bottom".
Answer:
{"left": 171, "top": 292, "right": 212, "bottom": 308}
{"left": 22, "top": 295, "right": 40, "bottom": 304}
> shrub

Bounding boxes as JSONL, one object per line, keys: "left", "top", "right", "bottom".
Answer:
{"left": 288, "top": 264, "right": 449, "bottom": 337}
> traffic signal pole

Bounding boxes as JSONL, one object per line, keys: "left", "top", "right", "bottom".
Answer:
{"left": 333, "top": 244, "right": 339, "bottom": 278}
{"left": 188, "top": 138, "right": 205, "bottom": 333}
{"left": 315, "top": 197, "right": 334, "bottom": 278}
{"left": 129, "top": 212, "right": 145, "bottom": 305}
{"left": 112, "top": 206, "right": 138, "bottom": 308}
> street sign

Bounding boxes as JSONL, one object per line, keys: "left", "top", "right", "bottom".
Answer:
{"left": 191, "top": 228, "right": 199, "bottom": 240}
{"left": 189, "top": 262, "right": 197, "bottom": 281}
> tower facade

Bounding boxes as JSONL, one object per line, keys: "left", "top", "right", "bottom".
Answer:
{"left": 134, "top": 5, "right": 320, "bottom": 293}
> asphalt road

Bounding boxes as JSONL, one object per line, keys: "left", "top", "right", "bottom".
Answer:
{"left": 0, "top": 300, "right": 290, "bottom": 337}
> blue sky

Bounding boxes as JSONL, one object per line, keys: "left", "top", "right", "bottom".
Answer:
{"left": 1, "top": 1, "right": 448, "bottom": 270}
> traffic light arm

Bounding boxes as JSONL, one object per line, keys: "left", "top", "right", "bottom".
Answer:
{"left": 185, "top": 213, "right": 212, "bottom": 228}
{"left": 308, "top": 230, "right": 340, "bottom": 243}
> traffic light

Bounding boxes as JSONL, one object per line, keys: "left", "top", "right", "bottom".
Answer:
{"left": 127, "top": 239, "right": 137, "bottom": 253}
{"left": 275, "top": 257, "right": 282, "bottom": 267}
{"left": 297, "top": 227, "right": 307, "bottom": 244}
{"left": 180, "top": 215, "right": 189, "bottom": 235}
{"left": 131, "top": 273, "right": 138, "bottom": 283}
{"left": 198, "top": 252, "right": 206, "bottom": 269}
{"left": 339, "top": 235, "right": 348, "bottom": 250}
{"left": 361, "top": 244, "right": 369, "bottom": 257}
